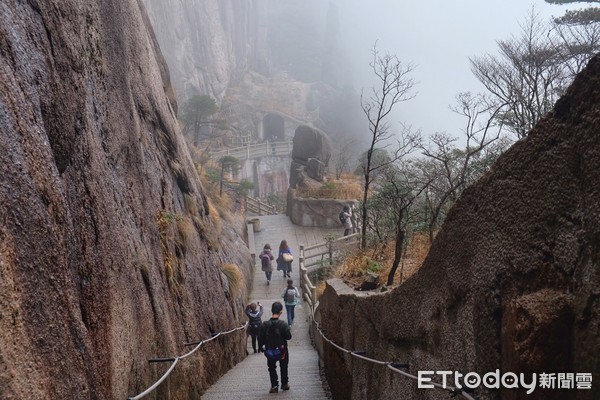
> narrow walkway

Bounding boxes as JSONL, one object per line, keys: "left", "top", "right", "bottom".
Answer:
{"left": 202, "top": 214, "right": 340, "bottom": 399}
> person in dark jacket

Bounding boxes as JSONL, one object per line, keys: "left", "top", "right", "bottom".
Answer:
{"left": 259, "top": 243, "right": 275, "bottom": 285}
{"left": 245, "top": 302, "right": 263, "bottom": 353}
{"left": 258, "top": 301, "right": 292, "bottom": 393}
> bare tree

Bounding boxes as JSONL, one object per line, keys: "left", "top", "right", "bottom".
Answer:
{"left": 359, "top": 44, "right": 419, "bottom": 250}
{"left": 419, "top": 92, "right": 508, "bottom": 242}
{"left": 471, "top": 8, "right": 600, "bottom": 139}
{"left": 366, "top": 160, "right": 428, "bottom": 285}
{"left": 331, "top": 136, "right": 359, "bottom": 180}
{"left": 550, "top": 12, "right": 600, "bottom": 77}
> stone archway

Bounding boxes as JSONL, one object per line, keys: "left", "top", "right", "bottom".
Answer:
{"left": 262, "top": 113, "right": 285, "bottom": 141}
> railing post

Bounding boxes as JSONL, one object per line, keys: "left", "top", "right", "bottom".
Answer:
{"left": 246, "top": 143, "right": 250, "bottom": 160}
{"left": 328, "top": 239, "right": 333, "bottom": 265}
{"left": 299, "top": 244, "right": 305, "bottom": 302}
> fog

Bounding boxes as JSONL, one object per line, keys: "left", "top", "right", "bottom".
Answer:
{"left": 335, "top": 0, "right": 581, "bottom": 137}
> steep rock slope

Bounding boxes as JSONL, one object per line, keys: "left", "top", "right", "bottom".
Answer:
{"left": 319, "top": 56, "right": 600, "bottom": 400}
{"left": 0, "top": 1, "right": 250, "bottom": 399}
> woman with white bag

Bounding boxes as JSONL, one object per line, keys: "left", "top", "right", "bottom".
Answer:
{"left": 277, "top": 240, "right": 293, "bottom": 278}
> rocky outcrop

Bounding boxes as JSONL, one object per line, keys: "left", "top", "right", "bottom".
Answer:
{"left": 0, "top": 1, "right": 251, "bottom": 399}
{"left": 289, "top": 125, "right": 332, "bottom": 188}
{"left": 318, "top": 56, "right": 600, "bottom": 399}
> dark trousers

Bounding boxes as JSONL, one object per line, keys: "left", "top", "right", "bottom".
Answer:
{"left": 264, "top": 271, "right": 272, "bottom": 280}
{"left": 267, "top": 351, "right": 289, "bottom": 387}
{"left": 248, "top": 325, "right": 260, "bottom": 352}
{"left": 250, "top": 334, "right": 258, "bottom": 352}
{"left": 279, "top": 261, "right": 292, "bottom": 276}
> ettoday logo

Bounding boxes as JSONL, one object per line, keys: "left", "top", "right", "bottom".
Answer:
{"left": 417, "top": 370, "right": 593, "bottom": 394}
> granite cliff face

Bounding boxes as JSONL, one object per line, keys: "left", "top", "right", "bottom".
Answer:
{"left": 319, "top": 56, "right": 600, "bottom": 400}
{"left": 0, "top": 1, "right": 250, "bottom": 399}
{"left": 142, "top": 0, "right": 269, "bottom": 102}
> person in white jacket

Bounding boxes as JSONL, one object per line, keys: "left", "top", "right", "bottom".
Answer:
{"left": 342, "top": 205, "right": 354, "bottom": 236}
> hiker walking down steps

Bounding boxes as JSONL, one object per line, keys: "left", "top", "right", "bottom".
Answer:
{"left": 245, "top": 302, "right": 263, "bottom": 354}
{"left": 259, "top": 243, "right": 275, "bottom": 285}
{"left": 277, "top": 240, "right": 293, "bottom": 278}
{"left": 258, "top": 301, "right": 292, "bottom": 393}
{"left": 282, "top": 279, "right": 300, "bottom": 327}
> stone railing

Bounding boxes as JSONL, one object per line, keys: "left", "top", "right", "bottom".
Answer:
{"left": 210, "top": 140, "right": 293, "bottom": 161}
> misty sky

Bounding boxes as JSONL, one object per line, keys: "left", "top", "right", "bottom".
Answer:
{"left": 338, "top": 0, "right": 582, "bottom": 138}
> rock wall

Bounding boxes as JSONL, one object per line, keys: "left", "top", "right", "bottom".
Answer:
{"left": 142, "top": 0, "right": 268, "bottom": 101}
{"left": 318, "top": 56, "right": 600, "bottom": 400}
{"left": 0, "top": 1, "right": 251, "bottom": 399}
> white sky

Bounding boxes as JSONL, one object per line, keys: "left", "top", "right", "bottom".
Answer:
{"left": 337, "top": 0, "right": 583, "bottom": 137}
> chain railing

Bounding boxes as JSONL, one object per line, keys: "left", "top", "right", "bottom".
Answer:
{"left": 312, "top": 319, "right": 476, "bottom": 400}
{"left": 297, "top": 235, "right": 477, "bottom": 399}
{"left": 127, "top": 323, "right": 248, "bottom": 399}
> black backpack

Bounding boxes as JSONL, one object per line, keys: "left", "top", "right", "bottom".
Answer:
{"left": 339, "top": 210, "right": 346, "bottom": 224}
{"left": 264, "top": 320, "right": 285, "bottom": 350}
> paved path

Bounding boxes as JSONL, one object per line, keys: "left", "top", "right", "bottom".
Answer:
{"left": 202, "top": 214, "right": 340, "bottom": 399}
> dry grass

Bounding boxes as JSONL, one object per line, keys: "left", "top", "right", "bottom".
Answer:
{"left": 330, "top": 174, "right": 363, "bottom": 195}
{"left": 183, "top": 193, "right": 199, "bottom": 215}
{"left": 196, "top": 164, "right": 234, "bottom": 222}
{"left": 335, "top": 232, "right": 431, "bottom": 289}
{"left": 221, "top": 263, "right": 244, "bottom": 296}
{"left": 157, "top": 210, "right": 184, "bottom": 296}
{"left": 316, "top": 281, "right": 327, "bottom": 300}
{"left": 296, "top": 174, "right": 363, "bottom": 200}
{"left": 176, "top": 218, "right": 195, "bottom": 251}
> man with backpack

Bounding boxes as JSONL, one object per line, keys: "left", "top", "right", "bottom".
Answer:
{"left": 258, "top": 302, "right": 292, "bottom": 393}
{"left": 281, "top": 279, "right": 300, "bottom": 326}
